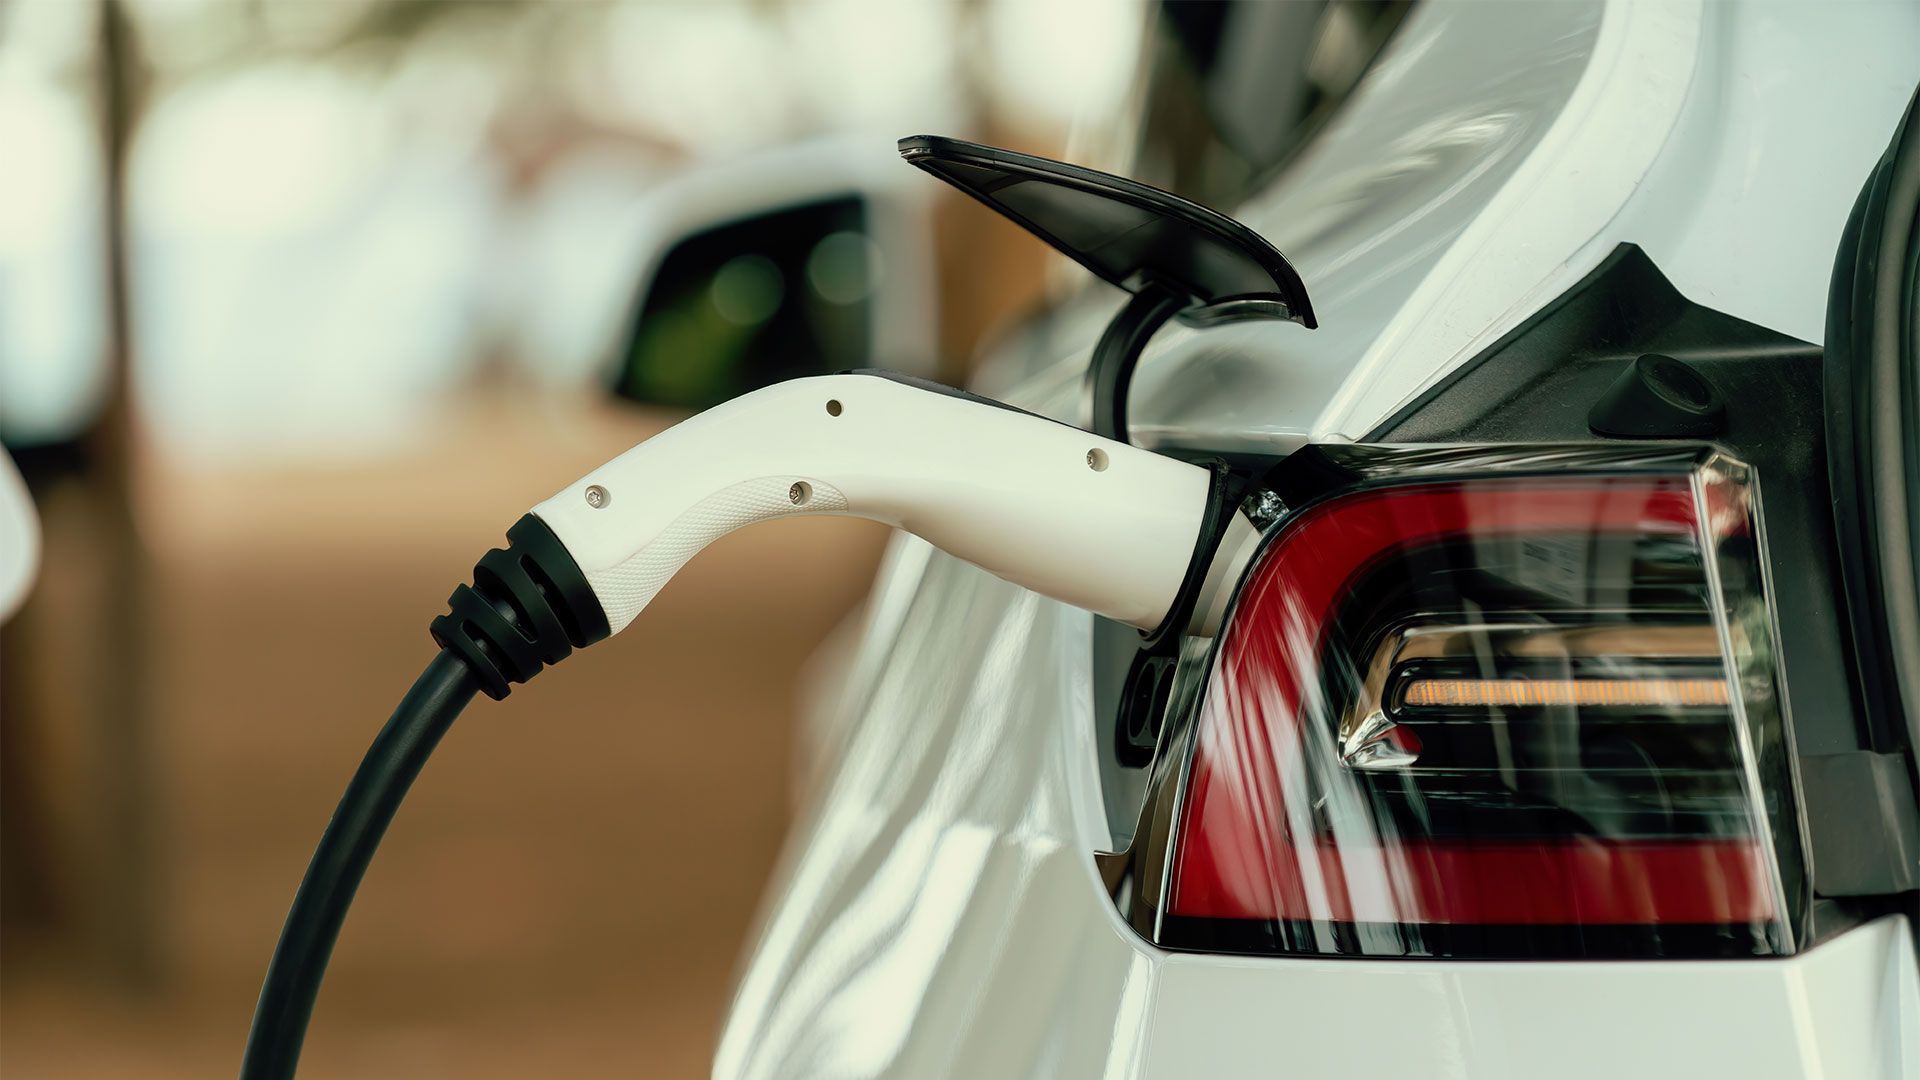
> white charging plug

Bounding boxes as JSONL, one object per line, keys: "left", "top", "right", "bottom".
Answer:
{"left": 247, "top": 374, "right": 1269, "bottom": 1079}
{"left": 530, "top": 372, "right": 1257, "bottom": 636}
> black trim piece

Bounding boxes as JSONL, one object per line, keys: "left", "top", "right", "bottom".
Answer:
{"left": 1157, "top": 914, "right": 1779, "bottom": 960}
{"left": 1824, "top": 82, "right": 1920, "bottom": 760}
{"left": 1587, "top": 353, "right": 1726, "bottom": 438}
{"left": 1800, "top": 752, "right": 1920, "bottom": 896}
{"left": 1115, "top": 649, "right": 1179, "bottom": 767}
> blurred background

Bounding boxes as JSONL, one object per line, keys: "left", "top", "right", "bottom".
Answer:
{"left": 0, "top": 0, "right": 1401, "bottom": 1074}
{"left": 0, "top": 0, "right": 1134, "bottom": 1073}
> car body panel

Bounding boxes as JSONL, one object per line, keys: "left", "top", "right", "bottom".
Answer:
{"left": 718, "top": 1, "right": 1920, "bottom": 1075}
{"left": 1144, "top": 914, "right": 1920, "bottom": 1079}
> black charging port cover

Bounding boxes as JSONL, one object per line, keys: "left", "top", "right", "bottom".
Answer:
{"left": 898, "top": 135, "right": 1315, "bottom": 329}
{"left": 898, "top": 135, "right": 1317, "bottom": 444}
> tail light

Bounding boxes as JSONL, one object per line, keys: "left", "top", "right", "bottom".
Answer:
{"left": 1136, "top": 446, "right": 1807, "bottom": 959}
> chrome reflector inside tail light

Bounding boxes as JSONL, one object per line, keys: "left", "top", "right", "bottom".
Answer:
{"left": 1137, "top": 447, "right": 1807, "bottom": 959}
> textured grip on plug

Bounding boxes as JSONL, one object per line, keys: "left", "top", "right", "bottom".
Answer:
{"left": 588, "top": 476, "right": 849, "bottom": 633}
{"left": 430, "top": 514, "right": 611, "bottom": 699}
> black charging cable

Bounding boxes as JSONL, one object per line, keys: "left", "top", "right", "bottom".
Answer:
{"left": 240, "top": 516, "right": 608, "bottom": 1079}
{"left": 238, "top": 652, "right": 479, "bottom": 1078}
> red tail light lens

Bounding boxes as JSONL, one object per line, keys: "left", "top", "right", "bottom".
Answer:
{"left": 1157, "top": 458, "right": 1802, "bottom": 958}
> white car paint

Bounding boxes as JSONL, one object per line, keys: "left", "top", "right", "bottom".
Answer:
{"left": 1143, "top": 914, "right": 1920, "bottom": 1078}
{"left": 718, "top": 2, "right": 1920, "bottom": 1076}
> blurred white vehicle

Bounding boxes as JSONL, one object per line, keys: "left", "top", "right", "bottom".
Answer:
{"left": 599, "top": 136, "right": 940, "bottom": 414}
{"left": 0, "top": 447, "right": 37, "bottom": 622}
{"left": 684, "top": 3, "right": 1920, "bottom": 1077}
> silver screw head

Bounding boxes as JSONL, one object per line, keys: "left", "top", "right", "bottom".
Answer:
{"left": 584, "top": 484, "right": 610, "bottom": 509}
{"left": 1244, "top": 488, "right": 1284, "bottom": 529}
{"left": 788, "top": 481, "right": 810, "bottom": 505}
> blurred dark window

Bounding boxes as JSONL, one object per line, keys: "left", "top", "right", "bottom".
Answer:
{"left": 613, "top": 196, "right": 876, "bottom": 412}
{"left": 1134, "top": 0, "right": 1414, "bottom": 208}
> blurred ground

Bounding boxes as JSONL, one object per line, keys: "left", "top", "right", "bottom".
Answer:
{"left": 0, "top": 3, "right": 1106, "bottom": 1068}
{"left": 2, "top": 391, "right": 889, "bottom": 1077}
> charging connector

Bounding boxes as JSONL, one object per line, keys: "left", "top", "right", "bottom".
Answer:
{"left": 243, "top": 372, "right": 1252, "bottom": 1076}
{"left": 531, "top": 371, "right": 1230, "bottom": 635}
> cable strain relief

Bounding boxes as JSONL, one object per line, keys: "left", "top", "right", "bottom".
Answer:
{"left": 429, "top": 513, "right": 611, "bottom": 700}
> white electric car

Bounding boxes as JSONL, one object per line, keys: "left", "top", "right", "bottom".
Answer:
{"left": 713, "top": 2, "right": 1920, "bottom": 1077}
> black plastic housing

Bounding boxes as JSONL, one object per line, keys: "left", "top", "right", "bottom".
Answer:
{"left": 898, "top": 135, "right": 1315, "bottom": 328}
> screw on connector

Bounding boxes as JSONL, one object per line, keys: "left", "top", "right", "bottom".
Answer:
{"left": 1243, "top": 488, "right": 1285, "bottom": 530}
{"left": 584, "top": 485, "right": 610, "bottom": 509}
{"left": 788, "top": 481, "right": 812, "bottom": 505}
